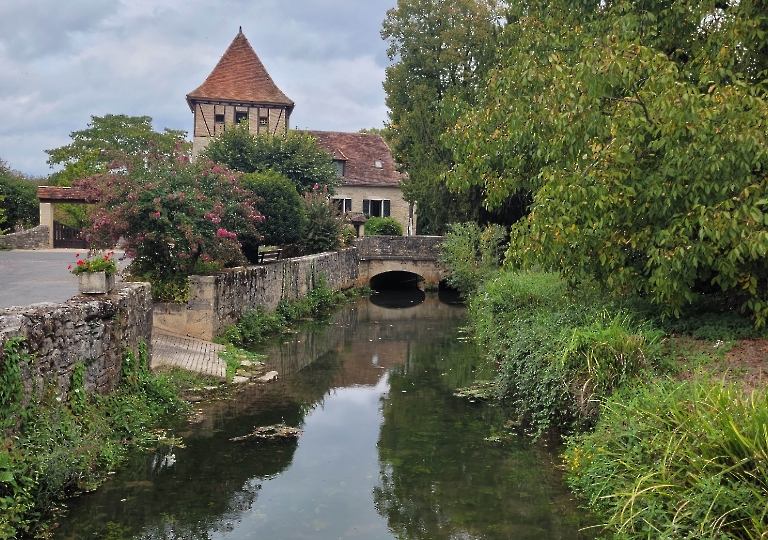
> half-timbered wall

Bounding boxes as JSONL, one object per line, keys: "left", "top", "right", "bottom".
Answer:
{"left": 191, "top": 101, "right": 291, "bottom": 156}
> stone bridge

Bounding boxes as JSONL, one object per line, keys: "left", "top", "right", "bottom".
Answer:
{"left": 354, "top": 236, "right": 446, "bottom": 288}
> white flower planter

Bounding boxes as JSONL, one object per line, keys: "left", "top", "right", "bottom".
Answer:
{"left": 78, "top": 272, "right": 115, "bottom": 294}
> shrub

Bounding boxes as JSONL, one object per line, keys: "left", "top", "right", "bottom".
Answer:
{"left": 223, "top": 274, "right": 347, "bottom": 346}
{"left": 565, "top": 380, "right": 768, "bottom": 539}
{"left": 340, "top": 225, "right": 357, "bottom": 247}
{"left": 78, "top": 152, "right": 264, "bottom": 301}
{"left": 240, "top": 170, "right": 307, "bottom": 250}
{"left": 297, "top": 185, "right": 341, "bottom": 255}
{"left": 439, "top": 222, "right": 507, "bottom": 298}
{"left": 364, "top": 216, "right": 403, "bottom": 236}
{"left": 470, "top": 270, "right": 660, "bottom": 434}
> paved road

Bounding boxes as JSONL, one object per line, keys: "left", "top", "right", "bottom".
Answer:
{"left": 0, "top": 249, "right": 127, "bottom": 309}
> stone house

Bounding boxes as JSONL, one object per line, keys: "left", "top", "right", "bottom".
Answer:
{"left": 304, "top": 130, "right": 415, "bottom": 236}
{"left": 188, "top": 29, "right": 415, "bottom": 235}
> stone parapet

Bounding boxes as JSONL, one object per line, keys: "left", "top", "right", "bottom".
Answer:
{"left": 355, "top": 235, "right": 443, "bottom": 260}
{"left": 154, "top": 249, "right": 360, "bottom": 341}
{"left": 0, "top": 283, "right": 152, "bottom": 403}
{"left": 0, "top": 225, "right": 50, "bottom": 250}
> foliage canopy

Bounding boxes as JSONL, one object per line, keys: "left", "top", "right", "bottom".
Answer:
{"left": 240, "top": 170, "right": 308, "bottom": 248}
{"left": 443, "top": 0, "right": 768, "bottom": 324}
{"left": 46, "top": 114, "right": 187, "bottom": 186}
{"left": 201, "top": 125, "right": 337, "bottom": 193}
{"left": 0, "top": 159, "right": 38, "bottom": 231}
{"left": 381, "top": 0, "right": 503, "bottom": 233}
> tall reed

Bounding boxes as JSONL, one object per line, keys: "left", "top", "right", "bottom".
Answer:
{"left": 565, "top": 380, "right": 768, "bottom": 539}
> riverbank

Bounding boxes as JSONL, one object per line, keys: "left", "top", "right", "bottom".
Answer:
{"left": 0, "top": 342, "right": 196, "bottom": 538}
{"left": 467, "top": 270, "right": 768, "bottom": 539}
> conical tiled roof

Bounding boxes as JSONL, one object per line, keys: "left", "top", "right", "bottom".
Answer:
{"left": 186, "top": 29, "right": 294, "bottom": 111}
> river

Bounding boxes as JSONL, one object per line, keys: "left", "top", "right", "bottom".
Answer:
{"left": 52, "top": 291, "right": 593, "bottom": 539}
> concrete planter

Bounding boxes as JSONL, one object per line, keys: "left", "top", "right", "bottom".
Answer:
{"left": 78, "top": 272, "right": 115, "bottom": 294}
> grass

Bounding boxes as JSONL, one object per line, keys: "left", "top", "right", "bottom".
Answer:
{"left": 564, "top": 380, "right": 768, "bottom": 539}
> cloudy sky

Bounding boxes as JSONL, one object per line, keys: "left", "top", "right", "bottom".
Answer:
{"left": 0, "top": 0, "right": 397, "bottom": 177}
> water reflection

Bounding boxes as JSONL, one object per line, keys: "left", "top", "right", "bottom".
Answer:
{"left": 369, "top": 288, "right": 426, "bottom": 308}
{"left": 53, "top": 295, "right": 591, "bottom": 540}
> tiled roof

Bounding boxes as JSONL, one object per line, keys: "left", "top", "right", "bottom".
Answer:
{"left": 186, "top": 29, "right": 294, "bottom": 111}
{"left": 37, "top": 186, "right": 92, "bottom": 203}
{"left": 303, "top": 131, "right": 404, "bottom": 188}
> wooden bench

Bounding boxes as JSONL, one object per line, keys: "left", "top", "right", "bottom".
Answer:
{"left": 258, "top": 249, "right": 282, "bottom": 264}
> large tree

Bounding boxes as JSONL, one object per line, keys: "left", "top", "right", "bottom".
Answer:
{"left": 46, "top": 114, "right": 187, "bottom": 186}
{"left": 201, "top": 125, "right": 337, "bottom": 193}
{"left": 381, "top": 0, "right": 503, "bottom": 233}
{"left": 445, "top": 0, "right": 768, "bottom": 323}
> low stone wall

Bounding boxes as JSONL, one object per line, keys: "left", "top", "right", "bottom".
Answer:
{"left": 0, "top": 225, "right": 50, "bottom": 250}
{"left": 0, "top": 283, "right": 153, "bottom": 402}
{"left": 154, "top": 249, "right": 359, "bottom": 341}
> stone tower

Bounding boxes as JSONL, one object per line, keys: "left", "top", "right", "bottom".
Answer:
{"left": 186, "top": 28, "right": 294, "bottom": 156}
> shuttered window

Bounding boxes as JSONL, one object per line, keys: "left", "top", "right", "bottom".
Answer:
{"left": 362, "top": 199, "right": 390, "bottom": 217}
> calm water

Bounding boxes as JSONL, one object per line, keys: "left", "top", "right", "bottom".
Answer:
{"left": 53, "top": 293, "right": 592, "bottom": 540}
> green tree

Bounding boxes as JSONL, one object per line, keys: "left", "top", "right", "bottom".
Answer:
{"left": 202, "top": 125, "right": 337, "bottom": 193}
{"left": 381, "top": 0, "right": 502, "bottom": 233}
{"left": 0, "top": 158, "right": 39, "bottom": 230}
{"left": 446, "top": 0, "right": 768, "bottom": 324}
{"left": 240, "top": 170, "right": 308, "bottom": 252}
{"left": 45, "top": 114, "right": 187, "bottom": 186}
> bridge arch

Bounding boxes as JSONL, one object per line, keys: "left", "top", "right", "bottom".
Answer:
{"left": 354, "top": 235, "right": 447, "bottom": 289}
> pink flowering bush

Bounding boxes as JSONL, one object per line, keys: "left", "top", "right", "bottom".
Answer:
{"left": 77, "top": 151, "right": 264, "bottom": 301}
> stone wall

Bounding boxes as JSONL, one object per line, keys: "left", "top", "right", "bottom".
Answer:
{"left": 154, "top": 249, "right": 359, "bottom": 341}
{"left": 0, "top": 283, "right": 153, "bottom": 402}
{"left": 355, "top": 235, "right": 442, "bottom": 259}
{"left": 0, "top": 225, "right": 50, "bottom": 250}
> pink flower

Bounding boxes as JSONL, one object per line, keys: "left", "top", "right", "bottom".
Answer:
{"left": 216, "top": 228, "right": 228, "bottom": 238}
{"left": 155, "top": 212, "right": 161, "bottom": 217}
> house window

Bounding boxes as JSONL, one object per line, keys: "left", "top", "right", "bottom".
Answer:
{"left": 333, "top": 160, "right": 345, "bottom": 178}
{"left": 259, "top": 117, "right": 268, "bottom": 126}
{"left": 374, "top": 160, "right": 383, "bottom": 169}
{"left": 214, "top": 113, "right": 225, "bottom": 124}
{"left": 235, "top": 111, "right": 248, "bottom": 124}
{"left": 362, "top": 199, "right": 390, "bottom": 217}
{"left": 332, "top": 198, "right": 352, "bottom": 213}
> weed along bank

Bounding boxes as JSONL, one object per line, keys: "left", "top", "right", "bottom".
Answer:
{"left": 153, "top": 237, "right": 445, "bottom": 341}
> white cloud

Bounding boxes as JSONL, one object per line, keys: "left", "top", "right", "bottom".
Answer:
{"left": 0, "top": 0, "right": 395, "bottom": 176}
